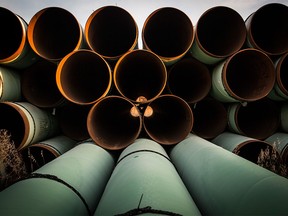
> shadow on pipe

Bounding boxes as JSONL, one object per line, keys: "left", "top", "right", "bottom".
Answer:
{"left": 56, "top": 49, "right": 112, "bottom": 105}
{"left": 211, "top": 48, "right": 275, "bottom": 102}
{"left": 167, "top": 55, "right": 211, "bottom": 103}
{"left": 191, "top": 6, "right": 246, "bottom": 65}
{"left": 22, "top": 60, "right": 66, "bottom": 108}
{"left": 191, "top": 97, "right": 227, "bottom": 140}
{"left": 0, "top": 7, "right": 38, "bottom": 68}
{"left": 143, "top": 94, "right": 193, "bottom": 145}
{"left": 85, "top": 6, "right": 138, "bottom": 61}
{"left": 27, "top": 7, "right": 86, "bottom": 62}
{"left": 114, "top": 49, "right": 167, "bottom": 104}
{"left": 281, "top": 103, "right": 288, "bottom": 133}
{"left": 87, "top": 95, "right": 142, "bottom": 150}
{"left": 142, "top": 7, "right": 194, "bottom": 65}
{"left": 227, "top": 98, "right": 280, "bottom": 140}
{"left": 246, "top": 3, "right": 288, "bottom": 56}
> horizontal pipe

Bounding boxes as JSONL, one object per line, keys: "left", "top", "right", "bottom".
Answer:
{"left": 246, "top": 3, "right": 288, "bottom": 56}
{"left": 211, "top": 48, "right": 275, "bottom": 102}
{"left": 170, "top": 133, "right": 288, "bottom": 215}
{"left": 167, "top": 55, "right": 211, "bottom": 103}
{"left": 143, "top": 94, "right": 193, "bottom": 145}
{"left": 114, "top": 49, "right": 167, "bottom": 103}
{"left": 0, "top": 66, "right": 21, "bottom": 101}
{"left": 94, "top": 138, "right": 201, "bottom": 215}
{"left": 281, "top": 103, "right": 288, "bottom": 132}
{"left": 190, "top": 97, "right": 227, "bottom": 139}
{"left": 265, "top": 132, "right": 288, "bottom": 164}
{"left": 27, "top": 7, "right": 86, "bottom": 62}
{"left": 85, "top": 6, "right": 138, "bottom": 61}
{"left": 0, "top": 142, "right": 115, "bottom": 215}
{"left": 0, "top": 7, "right": 38, "bottom": 68}
{"left": 191, "top": 6, "right": 246, "bottom": 64}
{"left": 56, "top": 49, "right": 112, "bottom": 105}
{"left": 0, "top": 102, "right": 60, "bottom": 150}
{"left": 87, "top": 95, "right": 142, "bottom": 150}
{"left": 142, "top": 7, "right": 194, "bottom": 65}
{"left": 21, "top": 60, "right": 66, "bottom": 108}
{"left": 227, "top": 98, "right": 280, "bottom": 140}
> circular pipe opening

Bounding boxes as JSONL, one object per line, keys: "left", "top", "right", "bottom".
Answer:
{"left": 143, "top": 94, "right": 193, "bottom": 145}
{"left": 276, "top": 53, "right": 288, "bottom": 96}
{"left": 28, "top": 7, "right": 83, "bottom": 61}
{"left": 56, "top": 50, "right": 112, "bottom": 105}
{"left": 142, "top": 7, "right": 194, "bottom": 62}
{"left": 87, "top": 96, "right": 142, "bottom": 150}
{"left": 167, "top": 56, "right": 211, "bottom": 103}
{"left": 196, "top": 6, "right": 246, "bottom": 58}
{"left": 223, "top": 48, "right": 275, "bottom": 101}
{"left": 85, "top": 6, "right": 138, "bottom": 60}
{"left": 114, "top": 49, "right": 167, "bottom": 103}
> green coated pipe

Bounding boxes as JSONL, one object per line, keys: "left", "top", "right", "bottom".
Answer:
{"left": 0, "top": 141, "right": 115, "bottom": 215}
{"left": 94, "top": 138, "right": 201, "bottom": 215}
{"left": 190, "top": 6, "right": 246, "bottom": 65}
{"left": 281, "top": 103, "right": 288, "bottom": 132}
{"left": 170, "top": 133, "right": 288, "bottom": 215}
{"left": 0, "top": 66, "right": 21, "bottom": 101}
{"left": 142, "top": 7, "right": 194, "bottom": 65}
{"left": 0, "top": 7, "right": 38, "bottom": 69}
{"left": 85, "top": 6, "right": 138, "bottom": 62}
{"left": 265, "top": 132, "right": 288, "bottom": 164}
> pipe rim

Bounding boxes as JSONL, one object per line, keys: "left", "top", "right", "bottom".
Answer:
{"left": 276, "top": 52, "right": 288, "bottom": 96}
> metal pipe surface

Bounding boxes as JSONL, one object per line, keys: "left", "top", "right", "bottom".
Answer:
{"left": 0, "top": 66, "right": 21, "bottom": 101}
{"left": 265, "top": 132, "right": 288, "bottom": 164}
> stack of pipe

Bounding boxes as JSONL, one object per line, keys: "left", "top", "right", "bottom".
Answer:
{"left": 0, "top": 2, "right": 288, "bottom": 215}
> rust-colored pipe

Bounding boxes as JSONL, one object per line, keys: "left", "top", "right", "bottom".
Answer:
{"left": 227, "top": 98, "right": 280, "bottom": 140}
{"left": 190, "top": 97, "right": 227, "bottom": 140}
{"left": 142, "top": 7, "right": 194, "bottom": 65}
{"left": 114, "top": 49, "right": 167, "bottom": 104}
{"left": 143, "top": 94, "right": 193, "bottom": 145}
{"left": 246, "top": 3, "right": 288, "bottom": 56}
{"left": 211, "top": 48, "right": 275, "bottom": 102}
{"left": 56, "top": 49, "right": 112, "bottom": 105}
{"left": 0, "top": 7, "right": 38, "bottom": 68}
{"left": 87, "top": 95, "right": 142, "bottom": 150}
{"left": 167, "top": 55, "right": 211, "bottom": 103}
{"left": 27, "top": 7, "right": 86, "bottom": 62}
{"left": 21, "top": 60, "right": 66, "bottom": 108}
{"left": 191, "top": 6, "right": 246, "bottom": 65}
{"left": 85, "top": 6, "right": 138, "bottom": 62}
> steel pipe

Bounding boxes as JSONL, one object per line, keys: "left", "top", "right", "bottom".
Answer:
{"left": 170, "top": 133, "right": 288, "bottom": 215}
{"left": 191, "top": 6, "right": 246, "bottom": 65}
{"left": 143, "top": 94, "right": 193, "bottom": 145}
{"left": 85, "top": 6, "right": 138, "bottom": 61}
{"left": 56, "top": 49, "right": 112, "bottom": 105}
{"left": 142, "top": 7, "right": 194, "bottom": 65}
{"left": 0, "top": 66, "right": 21, "bottom": 101}
{"left": 246, "top": 3, "right": 288, "bottom": 56}
{"left": 94, "top": 138, "right": 201, "bottom": 215}
{"left": 27, "top": 7, "right": 86, "bottom": 62}
{"left": 265, "top": 132, "right": 288, "bottom": 164}
{"left": 211, "top": 48, "right": 275, "bottom": 102}
{"left": 87, "top": 95, "right": 142, "bottom": 150}
{"left": 114, "top": 49, "right": 167, "bottom": 104}
{"left": 281, "top": 103, "right": 288, "bottom": 133}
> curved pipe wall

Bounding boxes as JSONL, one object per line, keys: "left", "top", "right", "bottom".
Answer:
{"left": 0, "top": 66, "right": 21, "bottom": 101}
{"left": 265, "top": 132, "right": 288, "bottom": 164}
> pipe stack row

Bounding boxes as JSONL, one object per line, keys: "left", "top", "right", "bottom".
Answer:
{"left": 0, "top": 2, "right": 288, "bottom": 215}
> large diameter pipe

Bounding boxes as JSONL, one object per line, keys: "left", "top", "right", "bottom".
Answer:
{"left": 265, "top": 132, "right": 288, "bottom": 164}
{"left": 27, "top": 7, "right": 86, "bottom": 62}
{"left": 191, "top": 6, "right": 246, "bottom": 65}
{"left": 246, "top": 3, "right": 288, "bottom": 56}
{"left": 94, "top": 138, "right": 201, "bottom": 215}
{"left": 167, "top": 55, "right": 211, "bottom": 103}
{"left": 0, "top": 66, "right": 21, "bottom": 101}
{"left": 85, "top": 6, "right": 138, "bottom": 62}
{"left": 0, "top": 141, "right": 115, "bottom": 215}
{"left": 211, "top": 48, "right": 275, "bottom": 102}
{"left": 227, "top": 98, "right": 280, "bottom": 140}
{"left": 281, "top": 103, "right": 288, "bottom": 132}
{"left": 87, "top": 95, "right": 142, "bottom": 150}
{"left": 114, "top": 49, "right": 167, "bottom": 104}
{"left": 190, "top": 97, "right": 227, "bottom": 139}
{"left": 0, "top": 7, "right": 38, "bottom": 69}
{"left": 170, "top": 133, "right": 288, "bottom": 215}
{"left": 143, "top": 94, "right": 193, "bottom": 145}
{"left": 142, "top": 7, "right": 194, "bottom": 65}
{"left": 212, "top": 132, "right": 273, "bottom": 164}
{"left": 56, "top": 49, "right": 112, "bottom": 105}
{"left": 0, "top": 102, "right": 60, "bottom": 150}
{"left": 21, "top": 60, "right": 66, "bottom": 108}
